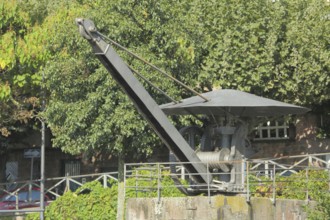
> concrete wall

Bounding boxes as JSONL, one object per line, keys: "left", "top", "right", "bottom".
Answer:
{"left": 126, "top": 196, "right": 312, "bottom": 220}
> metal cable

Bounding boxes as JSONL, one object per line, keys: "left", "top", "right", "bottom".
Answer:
{"left": 130, "top": 66, "right": 206, "bottom": 121}
{"left": 96, "top": 31, "right": 209, "bottom": 102}
{"left": 128, "top": 66, "right": 180, "bottom": 104}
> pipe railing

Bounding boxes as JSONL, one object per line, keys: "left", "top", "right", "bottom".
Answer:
{"left": 0, "top": 172, "right": 119, "bottom": 214}
{"left": 124, "top": 153, "right": 330, "bottom": 203}
{"left": 1, "top": 153, "right": 329, "bottom": 215}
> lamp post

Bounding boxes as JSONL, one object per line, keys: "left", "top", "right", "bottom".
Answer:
{"left": 40, "top": 70, "right": 46, "bottom": 220}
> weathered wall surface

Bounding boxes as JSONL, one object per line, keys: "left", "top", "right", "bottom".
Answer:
{"left": 250, "top": 113, "right": 330, "bottom": 160}
{"left": 126, "top": 196, "right": 311, "bottom": 220}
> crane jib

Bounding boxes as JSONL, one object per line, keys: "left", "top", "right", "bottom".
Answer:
{"left": 76, "top": 18, "right": 212, "bottom": 184}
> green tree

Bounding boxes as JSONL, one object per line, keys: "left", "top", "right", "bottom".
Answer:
{"left": 42, "top": 0, "right": 204, "bottom": 160}
{"left": 197, "top": 0, "right": 330, "bottom": 106}
{"left": 0, "top": 0, "right": 50, "bottom": 138}
{"left": 0, "top": 1, "right": 57, "bottom": 181}
{"left": 1, "top": 0, "right": 329, "bottom": 164}
{"left": 38, "top": 0, "right": 330, "bottom": 160}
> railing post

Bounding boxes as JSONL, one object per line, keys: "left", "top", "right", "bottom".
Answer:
{"left": 306, "top": 168, "right": 309, "bottom": 202}
{"left": 117, "top": 166, "right": 126, "bottom": 220}
{"left": 103, "top": 174, "right": 107, "bottom": 188}
{"left": 157, "top": 163, "right": 161, "bottom": 204}
{"left": 265, "top": 160, "right": 269, "bottom": 178}
{"left": 135, "top": 169, "right": 138, "bottom": 198}
{"left": 28, "top": 181, "right": 32, "bottom": 202}
{"left": 123, "top": 164, "right": 126, "bottom": 199}
{"left": 207, "top": 162, "right": 211, "bottom": 204}
{"left": 246, "top": 160, "right": 250, "bottom": 202}
{"left": 242, "top": 159, "right": 245, "bottom": 187}
{"left": 181, "top": 164, "right": 185, "bottom": 180}
{"left": 66, "top": 173, "right": 70, "bottom": 192}
{"left": 15, "top": 191, "right": 19, "bottom": 210}
{"left": 272, "top": 164, "right": 276, "bottom": 204}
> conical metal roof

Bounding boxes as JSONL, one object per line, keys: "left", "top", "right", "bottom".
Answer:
{"left": 160, "top": 89, "right": 310, "bottom": 117}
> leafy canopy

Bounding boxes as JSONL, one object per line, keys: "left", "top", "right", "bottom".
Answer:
{"left": 1, "top": 0, "right": 329, "bottom": 158}
{"left": 0, "top": 0, "right": 51, "bottom": 137}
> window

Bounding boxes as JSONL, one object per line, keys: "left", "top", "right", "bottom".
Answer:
{"left": 64, "top": 160, "right": 81, "bottom": 176}
{"left": 62, "top": 160, "right": 81, "bottom": 191}
{"left": 254, "top": 120, "right": 289, "bottom": 140}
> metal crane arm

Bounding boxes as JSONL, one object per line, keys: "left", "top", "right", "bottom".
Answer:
{"left": 76, "top": 18, "right": 211, "bottom": 184}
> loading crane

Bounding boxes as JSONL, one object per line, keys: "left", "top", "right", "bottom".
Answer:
{"left": 76, "top": 18, "right": 211, "bottom": 186}
{"left": 76, "top": 18, "right": 309, "bottom": 194}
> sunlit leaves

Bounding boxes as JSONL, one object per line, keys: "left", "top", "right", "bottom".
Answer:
{"left": 0, "top": 31, "right": 15, "bottom": 70}
{"left": 43, "top": 0, "right": 206, "bottom": 156}
{"left": 2, "top": 0, "right": 328, "bottom": 159}
{"left": 44, "top": 0, "right": 329, "bottom": 158}
{"left": 0, "top": 83, "right": 11, "bottom": 100}
{"left": 198, "top": 0, "right": 329, "bottom": 105}
{"left": 0, "top": 0, "right": 49, "bottom": 136}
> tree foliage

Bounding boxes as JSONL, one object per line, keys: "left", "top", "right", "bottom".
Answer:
{"left": 1, "top": 0, "right": 329, "bottom": 158}
{"left": 196, "top": 0, "right": 330, "bottom": 105}
{"left": 42, "top": 0, "right": 205, "bottom": 157}
{"left": 0, "top": 0, "right": 51, "bottom": 137}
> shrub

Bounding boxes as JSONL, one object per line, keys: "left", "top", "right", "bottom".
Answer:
{"left": 26, "top": 167, "right": 186, "bottom": 219}
{"left": 248, "top": 169, "right": 330, "bottom": 219}
{"left": 280, "top": 169, "right": 329, "bottom": 201}
{"left": 125, "top": 168, "right": 188, "bottom": 198}
{"left": 306, "top": 192, "right": 330, "bottom": 220}
{"left": 26, "top": 180, "right": 118, "bottom": 220}
{"left": 249, "top": 169, "right": 329, "bottom": 200}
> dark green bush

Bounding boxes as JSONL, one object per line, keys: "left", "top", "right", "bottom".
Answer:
{"left": 306, "top": 192, "right": 330, "bottom": 220}
{"left": 26, "top": 180, "right": 118, "bottom": 220}
{"left": 249, "top": 169, "right": 329, "bottom": 201}
{"left": 248, "top": 169, "right": 330, "bottom": 219}
{"left": 26, "top": 168, "right": 186, "bottom": 219}
{"left": 125, "top": 168, "right": 188, "bottom": 198}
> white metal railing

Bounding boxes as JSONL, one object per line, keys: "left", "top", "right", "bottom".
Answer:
{"left": 249, "top": 153, "right": 330, "bottom": 176}
{"left": 1, "top": 153, "right": 329, "bottom": 215}
{"left": 124, "top": 153, "right": 330, "bottom": 203}
{"left": 0, "top": 172, "right": 118, "bottom": 214}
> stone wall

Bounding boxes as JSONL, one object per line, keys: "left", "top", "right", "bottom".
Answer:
{"left": 126, "top": 196, "right": 312, "bottom": 220}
